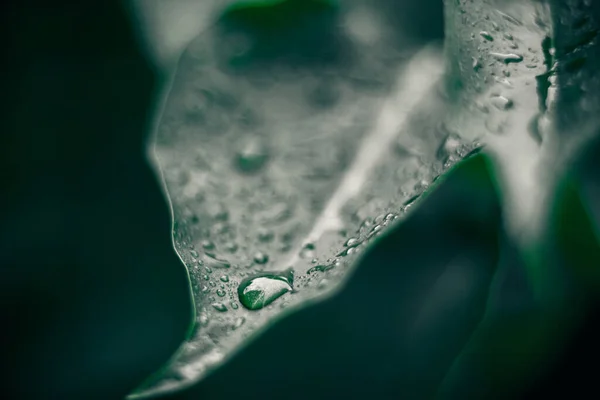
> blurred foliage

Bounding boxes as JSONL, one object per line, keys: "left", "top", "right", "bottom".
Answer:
{"left": 1, "top": 0, "right": 599, "bottom": 399}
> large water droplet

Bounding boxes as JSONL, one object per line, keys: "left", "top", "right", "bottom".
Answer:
{"left": 238, "top": 270, "right": 293, "bottom": 310}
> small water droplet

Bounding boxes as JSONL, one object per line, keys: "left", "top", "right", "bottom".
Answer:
{"left": 204, "top": 254, "right": 231, "bottom": 269}
{"left": 490, "top": 52, "right": 523, "bottom": 64}
{"left": 299, "top": 243, "right": 316, "bottom": 259}
{"left": 220, "top": 275, "right": 229, "bottom": 283}
{"left": 231, "top": 301, "right": 239, "bottom": 310}
{"left": 209, "top": 281, "right": 216, "bottom": 287}
{"left": 190, "top": 250, "right": 199, "bottom": 258}
{"left": 199, "top": 312, "right": 209, "bottom": 326}
{"left": 202, "top": 240, "right": 215, "bottom": 251}
{"left": 480, "top": 31, "right": 494, "bottom": 41}
{"left": 234, "top": 137, "right": 269, "bottom": 174}
{"left": 344, "top": 237, "right": 360, "bottom": 247}
{"left": 403, "top": 194, "right": 421, "bottom": 208}
{"left": 307, "top": 264, "right": 334, "bottom": 274}
{"left": 225, "top": 242, "right": 238, "bottom": 253}
{"left": 257, "top": 228, "right": 274, "bottom": 242}
{"left": 232, "top": 317, "right": 245, "bottom": 330}
{"left": 212, "top": 303, "right": 227, "bottom": 312}
{"left": 253, "top": 251, "right": 269, "bottom": 264}
{"left": 490, "top": 95, "right": 513, "bottom": 110}
{"left": 207, "top": 203, "right": 229, "bottom": 221}
{"left": 237, "top": 270, "right": 293, "bottom": 310}
{"left": 217, "top": 289, "right": 226, "bottom": 297}
{"left": 472, "top": 57, "right": 482, "bottom": 71}
{"left": 202, "top": 274, "right": 209, "bottom": 281}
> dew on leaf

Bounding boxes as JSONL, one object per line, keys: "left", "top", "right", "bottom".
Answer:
{"left": 490, "top": 52, "right": 523, "bottom": 64}
{"left": 257, "top": 228, "right": 274, "bottom": 242}
{"left": 204, "top": 254, "right": 231, "bottom": 269}
{"left": 344, "top": 237, "right": 360, "bottom": 247}
{"left": 253, "top": 251, "right": 269, "bottom": 264}
{"left": 212, "top": 303, "right": 228, "bottom": 312}
{"left": 238, "top": 270, "right": 293, "bottom": 310}
{"left": 480, "top": 31, "right": 494, "bottom": 41}
{"left": 202, "top": 240, "right": 216, "bottom": 251}
{"left": 307, "top": 264, "right": 335, "bottom": 274}
{"left": 299, "top": 242, "right": 316, "bottom": 259}
{"left": 234, "top": 137, "right": 269, "bottom": 174}
{"left": 490, "top": 95, "right": 514, "bottom": 110}
{"left": 232, "top": 317, "right": 245, "bottom": 330}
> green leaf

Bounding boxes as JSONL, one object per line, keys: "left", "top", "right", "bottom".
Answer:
{"left": 158, "top": 153, "right": 502, "bottom": 399}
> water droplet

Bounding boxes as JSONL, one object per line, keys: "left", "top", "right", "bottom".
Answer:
{"left": 253, "top": 251, "right": 269, "bottom": 264}
{"left": 202, "top": 240, "right": 215, "bottom": 251}
{"left": 232, "top": 317, "right": 245, "bottom": 330}
{"left": 231, "top": 301, "right": 239, "bottom": 310}
{"left": 207, "top": 203, "right": 229, "bottom": 221}
{"left": 490, "top": 52, "right": 523, "bottom": 64}
{"left": 190, "top": 250, "right": 199, "bottom": 258}
{"left": 209, "top": 281, "right": 216, "bottom": 287}
{"left": 238, "top": 270, "right": 293, "bottom": 310}
{"left": 204, "top": 254, "right": 231, "bottom": 269}
{"left": 300, "top": 243, "right": 316, "bottom": 259}
{"left": 220, "top": 275, "right": 229, "bottom": 283}
{"left": 212, "top": 303, "right": 227, "bottom": 312}
{"left": 437, "top": 132, "right": 461, "bottom": 161}
{"left": 480, "top": 31, "right": 494, "bottom": 41}
{"left": 225, "top": 242, "right": 238, "bottom": 253}
{"left": 490, "top": 95, "right": 513, "bottom": 110}
{"left": 403, "top": 194, "right": 421, "bottom": 208}
{"left": 257, "top": 228, "right": 274, "bottom": 242}
{"left": 202, "top": 274, "right": 209, "bottom": 281}
{"left": 234, "top": 137, "right": 269, "bottom": 174}
{"left": 307, "top": 264, "right": 334, "bottom": 274}
{"left": 344, "top": 237, "right": 360, "bottom": 247}
{"left": 472, "top": 57, "right": 482, "bottom": 71}
{"left": 217, "top": 289, "right": 226, "bottom": 297}
{"left": 199, "top": 312, "right": 209, "bottom": 326}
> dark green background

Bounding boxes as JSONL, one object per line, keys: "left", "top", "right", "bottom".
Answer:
{"left": 2, "top": 1, "right": 599, "bottom": 399}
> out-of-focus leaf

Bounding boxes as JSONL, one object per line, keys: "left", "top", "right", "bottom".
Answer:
{"left": 1, "top": 2, "right": 193, "bottom": 399}
{"left": 161, "top": 153, "right": 502, "bottom": 399}
{"left": 438, "top": 139, "right": 600, "bottom": 399}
